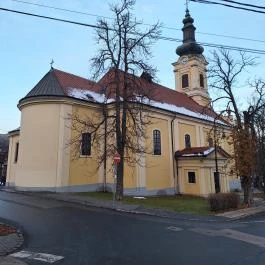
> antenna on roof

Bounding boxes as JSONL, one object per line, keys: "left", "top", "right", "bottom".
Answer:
{"left": 50, "top": 59, "right": 54, "bottom": 70}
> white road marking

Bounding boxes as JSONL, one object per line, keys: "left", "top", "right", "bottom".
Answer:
{"left": 222, "top": 229, "right": 265, "bottom": 248}
{"left": 10, "top": 251, "right": 64, "bottom": 263}
{"left": 239, "top": 220, "right": 265, "bottom": 224}
{"left": 166, "top": 226, "right": 183, "bottom": 232}
{"left": 191, "top": 228, "right": 265, "bottom": 248}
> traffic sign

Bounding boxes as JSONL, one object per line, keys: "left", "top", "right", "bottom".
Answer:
{"left": 113, "top": 153, "right": 121, "bottom": 164}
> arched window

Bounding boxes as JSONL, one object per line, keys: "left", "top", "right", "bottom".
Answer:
{"left": 185, "top": 134, "right": 191, "bottom": 148}
{"left": 208, "top": 137, "right": 214, "bottom": 147}
{"left": 153, "top": 130, "right": 161, "bottom": 155}
{"left": 182, "top": 74, "right": 189, "bottom": 88}
{"left": 81, "top": 132, "right": 92, "bottom": 156}
{"left": 14, "top": 142, "right": 19, "bottom": 163}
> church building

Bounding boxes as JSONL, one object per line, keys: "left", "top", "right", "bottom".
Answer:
{"left": 6, "top": 10, "right": 233, "bottom": 196}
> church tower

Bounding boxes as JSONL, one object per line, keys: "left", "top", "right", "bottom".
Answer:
{"left": 173, "top": 9, "right": 211, "bottom": 107}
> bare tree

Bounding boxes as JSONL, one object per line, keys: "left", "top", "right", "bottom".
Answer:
{"left": 70, "top": 0, "right": 161, "bottom": 200}
{"left": 208, "top": 49, "right": 265, "bottom": 205}
{"left": 252, "top": 81, "right": 265, "bottom": 192}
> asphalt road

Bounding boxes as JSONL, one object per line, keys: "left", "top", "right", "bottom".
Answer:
{"left": 1, "top": 191, "right": 265, "bottom": 265}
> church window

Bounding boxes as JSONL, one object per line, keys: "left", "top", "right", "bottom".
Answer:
{"left": 153, "top": 130, "right": 161, "bottom": 155}
{"left": 188, "top": 172, "right": 196, "bottom": 183}
{"left": 200, "top": 74, "right": 204, "bottom": 88}
{"left": 14, "top": 142, "right": 19, "bottom": 163}
{"left": 81, "top": 132, "right": 91, "bottom": 156}
{"left": 185, "top": 134, "right": 191, "bottom": 148}
{"left": 208, "top": 137, "right": 214, "bottom": 147}
{"left": 182, "top": 74, "right": 189, "bottom": 88}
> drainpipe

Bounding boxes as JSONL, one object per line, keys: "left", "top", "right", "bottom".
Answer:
{"left": 171, "top": 115, "right": 178, "bottom": 194}
{"left": 103, "top": 104, "right": 107, "bottom": 192}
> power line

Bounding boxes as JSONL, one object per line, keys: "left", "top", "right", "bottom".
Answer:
{"left": 0, "top": 7, "right": 102, "bottom": 29}
{"left": 7, "top": 0, "right": 265, "bottom": 44}
{"left": 190, "top": 0, "right": 265, "bottom": 14}
{"left": 1, "top": 7, "right": 265, "bottom": 55}
{"left": 219, "top": 0, "right": 265, "bottom": 10}
{"left": 9, "top": 0, "right": 114, "bottom": 20}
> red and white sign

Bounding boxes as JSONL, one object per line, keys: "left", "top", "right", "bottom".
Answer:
{"left": 113, "top": 153, "right": 121, "bottom": 164}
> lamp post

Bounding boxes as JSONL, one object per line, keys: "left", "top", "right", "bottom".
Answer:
{"left": 113, "top": 153, "right": 121, "bottom": 209}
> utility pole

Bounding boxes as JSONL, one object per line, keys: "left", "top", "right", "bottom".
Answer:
{"left": 214, "top": 119, "right": 220, "bottom": 193}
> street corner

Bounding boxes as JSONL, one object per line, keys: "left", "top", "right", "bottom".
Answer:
{"left": 0, "top": 256, "right": 28, "bottom": 265}
{"left": 0, "top": 223, "right": 24, "bottom": 256}
{"left": 216, "top": 204, "right": 265, "bottom": 220}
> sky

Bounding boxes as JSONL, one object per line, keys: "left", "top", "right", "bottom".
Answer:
{"left": 1, "top": 0, "right": 265, "bottom": 132}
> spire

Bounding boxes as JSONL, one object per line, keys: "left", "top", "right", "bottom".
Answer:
{"left": 176, "top": 9, "right": 204, "bottom": 56}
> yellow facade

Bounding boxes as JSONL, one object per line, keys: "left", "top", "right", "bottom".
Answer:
{"left": 68, "top": 105, "right": 101, "bottom": 187}
{"left": 145, "top": 115, "right": 173, "bottom": 191}
{"left": 7, "top": 97, "right": 233, "bottom": 196}
{"left": 67, "top": 105, "right": 141, "bottom": 191}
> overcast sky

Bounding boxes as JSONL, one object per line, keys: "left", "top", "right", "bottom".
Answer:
{"left": 1, "top": 0, "right": 265, "bottom": 132}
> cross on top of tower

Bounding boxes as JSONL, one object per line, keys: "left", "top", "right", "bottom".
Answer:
{"left": 50, "top": 59, "right": 54, "bottom": 69}
{"left": 185, "top": 0, "right": 189, "bottom": 10}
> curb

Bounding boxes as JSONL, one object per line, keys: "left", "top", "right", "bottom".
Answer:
{"left": 216, "top": 204, "right": 265, "bottom": 220}
{"left": 2, "top": 188, "right": 264, "bottom": 222}
{"left": 0, "top": 189, "right": 227, "bottom": 223}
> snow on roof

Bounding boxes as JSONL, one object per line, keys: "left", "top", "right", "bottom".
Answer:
{"left": 203, "top": 147, "right": 215, "bottom": 156}
{"left": 180, "top": 147, "right": 215, "bottom": 157}
{"left": 68, "top": 88, "right": 114, "bottom": 103}
{"left": 150, "top": 101, "right": 225, "bottom": 124}
{"left": 67, "top": 88, "right": 225, "bottom": 124}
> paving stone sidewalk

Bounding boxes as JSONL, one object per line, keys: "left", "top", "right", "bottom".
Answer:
{"left": 216, "top": 204, "right": 265, "bottom": 219}
{"left": 0, "top": 223, "right": 24, "bottom": 257}
{"left": 0, "top": 256, "right": 27, "bottom": 265}
{"left": 217, "top": 196, "right": 265, "bottom": 219}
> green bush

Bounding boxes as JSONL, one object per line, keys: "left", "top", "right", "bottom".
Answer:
{"left": 208, "top": 192, "right": 240, "bottom": 212}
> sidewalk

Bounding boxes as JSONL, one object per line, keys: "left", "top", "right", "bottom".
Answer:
{"left": 44, "top": 192, "right": 265, "bottom": 221}
{"left": 29, "top": 191, "right": 231, "bottom": 222}
{"left": 216, "top": 194, "right": 265, "bottom": 219}
{"left": 2, "top": 188, "right": 265, "bottom": 221}
{"left": 0, "top": 257, "right": 27, "bottom": 265}
{"left": 1, "top": 188, "right": 225, "bottom": 222}
{"left": 0, "top": 188, "right": 254, "bottom": 222}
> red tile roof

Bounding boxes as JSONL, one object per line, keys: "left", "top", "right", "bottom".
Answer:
{"left": 53, "top": 68, "right": 218, "bottom": 119}
{"left": 53, "top": 69, "right": 100, "bottom": 94}
{"left": 22, "top": 67, "right": 223, "bottom": 122}
{"left": 175, "top": 147, "right": 230, "bottom": 158}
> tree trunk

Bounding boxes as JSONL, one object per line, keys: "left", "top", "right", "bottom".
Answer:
{"left": 116, "top": 158, "right": 124, "bottom": 200}
{"left": 241, "top": 175, "right": 252, "bottom": 206}
{"left": 263, "top": 175, "right": 265, "bottom": 195}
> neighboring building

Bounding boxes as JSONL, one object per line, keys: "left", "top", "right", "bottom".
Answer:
{"left": 6, "top": 10, "right": 234, "bottom": 196}
{"left": 0, "top": 134, "right": 9, "bottom": 183}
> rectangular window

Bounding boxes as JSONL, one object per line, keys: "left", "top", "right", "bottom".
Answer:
{"left": 182, "top": 74, "right": 189, "bottom": 88}
{"left": 81, "top": 132, "right": 91, "bottom": 156}
{"left": 14, "top": 142, "right": 19, "bottom": 163}
{"left": 188, "top": 171, "right": 196, "bottom": 183}
{"left": 200, "top": 74, "right": 204, "bottom": 88}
